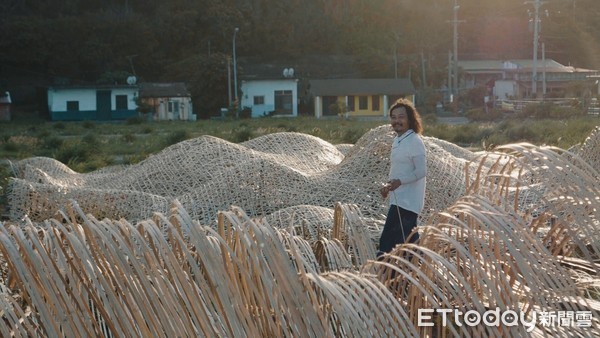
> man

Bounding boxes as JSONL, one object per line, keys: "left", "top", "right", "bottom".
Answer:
{"left": 378, "top": 98, "right": 427, "bottom": 256}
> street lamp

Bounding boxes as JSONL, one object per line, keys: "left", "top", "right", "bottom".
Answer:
{"left": 233, "top": 27, "right": 239, "bottom": 118}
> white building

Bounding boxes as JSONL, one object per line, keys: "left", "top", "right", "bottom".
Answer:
{"left": 47, "top": 85, "right": 138, "bottom": 121}
{"left": 240, "top": 79, "right": 299, "bottom": 118}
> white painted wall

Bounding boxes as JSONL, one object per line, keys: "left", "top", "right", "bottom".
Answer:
{"left": 48, "top": 87, "right": 138, "bottom": 111}
{"left": 494, "top": 80, "right": 518, "bottom": 99}
{"left": 111, "top": 88, "right": 138, "bottom": 110}
{"left": 241, "top": 79, "right": 298, "bottom": 118}
{"left": 48, "top": 88, "right": 97, "bottom": 111}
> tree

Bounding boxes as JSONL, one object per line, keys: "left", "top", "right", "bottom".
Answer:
{"left": 165, "top": 53, "right": 230, "bottom": 119}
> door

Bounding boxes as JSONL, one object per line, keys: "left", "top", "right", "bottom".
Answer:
{"left": 322, "top": 96, "right": 338, "bottom": 116}
{"left": 274, "top": 90, "right": 293, "bottom": 115}
{"left": 96, "top": 90, "right": 111, "bottom": 120}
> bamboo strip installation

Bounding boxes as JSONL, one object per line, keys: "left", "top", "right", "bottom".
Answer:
{"left": 1, "top": 126, "right": 600, "bottom": 337}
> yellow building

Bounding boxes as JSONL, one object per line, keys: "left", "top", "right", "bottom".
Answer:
{"left": 309, "top": 78, "right": 415, "bottom": 118}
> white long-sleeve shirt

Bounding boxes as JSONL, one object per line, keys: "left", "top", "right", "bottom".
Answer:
{"left": 388, "top": 129, "right": 427, "bottom": 214}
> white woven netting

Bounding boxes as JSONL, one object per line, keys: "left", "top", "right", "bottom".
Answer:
{"left": 6, "top": 126, "right": 470, "bottom": 226}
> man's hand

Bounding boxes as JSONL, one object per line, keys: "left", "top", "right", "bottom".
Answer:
{"left": 380, "top": 179, "right": 401, "bottom": 199}
{"left": 380, "top": 184, "right": 390, "bottom": 199}
{"left": 388, "top": 179, "right": 401, "bottom": 191}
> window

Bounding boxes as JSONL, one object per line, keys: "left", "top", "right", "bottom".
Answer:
{"left": 254, "top": 96, "right": 265, "bottom": 105}
{"left": 274, "top": 90, "right": 293, "bottom": 114}
{"left": 168, "top": 101, "right": 180, "bottom": 113}
{"left": 115, "top": 95, "right": 128, "bottom": 110}
{"left": 347, "top": 96, "right": 355, "bottom": 111}
{"left": 359, "top": 96, "right": 368, "bottom": 110}
{"left": 66, "top": 101, "right": 79, "bottom": 111}
{"left": 372, "top": 95, "right": 380, "bottom": 111}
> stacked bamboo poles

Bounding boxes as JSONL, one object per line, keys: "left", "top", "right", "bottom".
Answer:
{"left": 2, "top": 189, "right": 600, "bottom": 337}
{"left": 0, "top": 201, "right": 412, "bottom": 337}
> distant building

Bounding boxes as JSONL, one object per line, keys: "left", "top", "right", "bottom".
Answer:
{"left": 459, "top": 59, "right": 600, "bottom": 99}
{"left": 309, "top": 78, "right": 416, "bottom": 118}
{"left": 138, "top": 82, "right": 195, "bottom": 121}
{"left": 47, "top": 85, "right": 138, "bottom": 121}
{"left": 0, "top": 91, "right": 11, "bottom": 121}
{"left": 240, "top": 79, "right": 299, "bottom": 118}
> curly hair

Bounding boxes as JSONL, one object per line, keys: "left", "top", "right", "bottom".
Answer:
{"left": 388, "top": 98, "right": 423, "bottom": 134}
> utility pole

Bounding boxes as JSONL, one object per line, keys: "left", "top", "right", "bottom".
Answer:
{"left": 542, "top": 42, "right": 547, "bottom": 96}
{"left": 448, "top": 51, "right": 453, "bottom": 99}
{"left": 448, "top": 1, "right": 465, "bottom": 98}
{"left": 526, "top": 0, "right": 547, "bottom": 97}
{"left": 227, "top": 57, "right": 232, "bottom": 106}
{"left": 232, "top": 27, "right": 240, "bottom": 118}
{"left": 394, "top": 46, "right": 398, "bottom": 79}
{"left": 421, "top": 50, "right": 427, "bottom": 86}
{"left": 126, "top": 55, "right": 138, "bottom": 76}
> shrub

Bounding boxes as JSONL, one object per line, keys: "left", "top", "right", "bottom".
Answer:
{"left": 518, "top": 102, "right": 584, "bottom": 119}
{"left": 466, "top": 108, "right": 503, "bottom": 122}
{"left": 549, "top": 106, "right": 584, "bottom": 118}
{"left": 506, "top": 124, "right": 535, "bottom": 142}
{"left": 37, "top": 130, "right": 51, "bottom": 138}
{"left": 422, "top": 113, "right": 438, "bottom": 124}
{"left": 82, "top": 133, "right": 99, "bottom": 146}
{"left": 277, "top": 123, "right": 298, "bottom": 132}
{"left": 481, "top": 133, "right": 509, "bottom": 150}
{"left": 73, "top": 155, "right": 112, "bottom": 172}
{"left": 124, "top": 153, "right": 149, "bottom": 165}
{"left": 53, "top": 122, "right": 66, "bottom": 130}
{"left": 141, "top": 125, "right": 154, "bottom": 134}
{"left": 3, "top": 141, "right": 18, "bottom": 152}
{"left": 122, "top": 132, "right": 136, "bottom": 143}
{"left": 126, "top": 116, "right": 145, "bottom": 125}
{"left": 164, "top": 130, "right": 190, "bottom": 146}
{"left": 240, "top": 107, "right": 252, "bottom": 119}
{"left": 232, "top": 127, "right": 254, "bottom": 143}
{"left": 55, "top": 142, "right": 93, "bottom": 165}
{"left": 341, "top": 128, "right": 363, "bottom": 144}
{"left": 462, "top": 86, "right": 488, "bottom": 108}
{"left": 82, "top": 121, "right": 96, "bottom": 129}
{"left": 42, "top": 136, "right": 64, "bottom": 150}
{"left": 450, "top": 124, "right": 481, "bottom": 145}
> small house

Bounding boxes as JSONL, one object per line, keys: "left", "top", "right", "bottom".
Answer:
{"left": 47, "top": 85, "right": 138, "bottom": 121}
{"left": 309, "top": 78, "right": 416, "bottom": 118}
{"left": 240, "top": 78, "right": 299, "bottom": 118}
{"left": 138, "top": 82, "right": 195, "bottom": 121}
{"left": 459, "top": 59, "right": 600, "bottom": 99}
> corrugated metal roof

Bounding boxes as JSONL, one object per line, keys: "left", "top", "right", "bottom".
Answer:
{"left": 139, "top": 82, "right": 190, "bottom": 98}
{"left": 458, "top": 59, "right": 596, "bottom": 73}
{"left": 309, "top": 78, "right": 415, "bottom": 96}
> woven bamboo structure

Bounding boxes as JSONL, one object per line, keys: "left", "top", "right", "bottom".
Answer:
{"left": 1, "top": 125, "right": 600, "bottom": 337}
{"left": 6, "top": 127, "right": 470, "bottom": 225}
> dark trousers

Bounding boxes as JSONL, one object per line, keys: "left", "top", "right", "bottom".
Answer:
{"left": 378, "top": 205, "right": 419, "bottom": 255}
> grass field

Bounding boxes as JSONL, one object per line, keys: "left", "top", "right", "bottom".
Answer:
{"left": 2, "top": 114, "right": 599, "bottom": 169}
{"left": 0, "top": 115, "right": 387, "bottom": 170}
